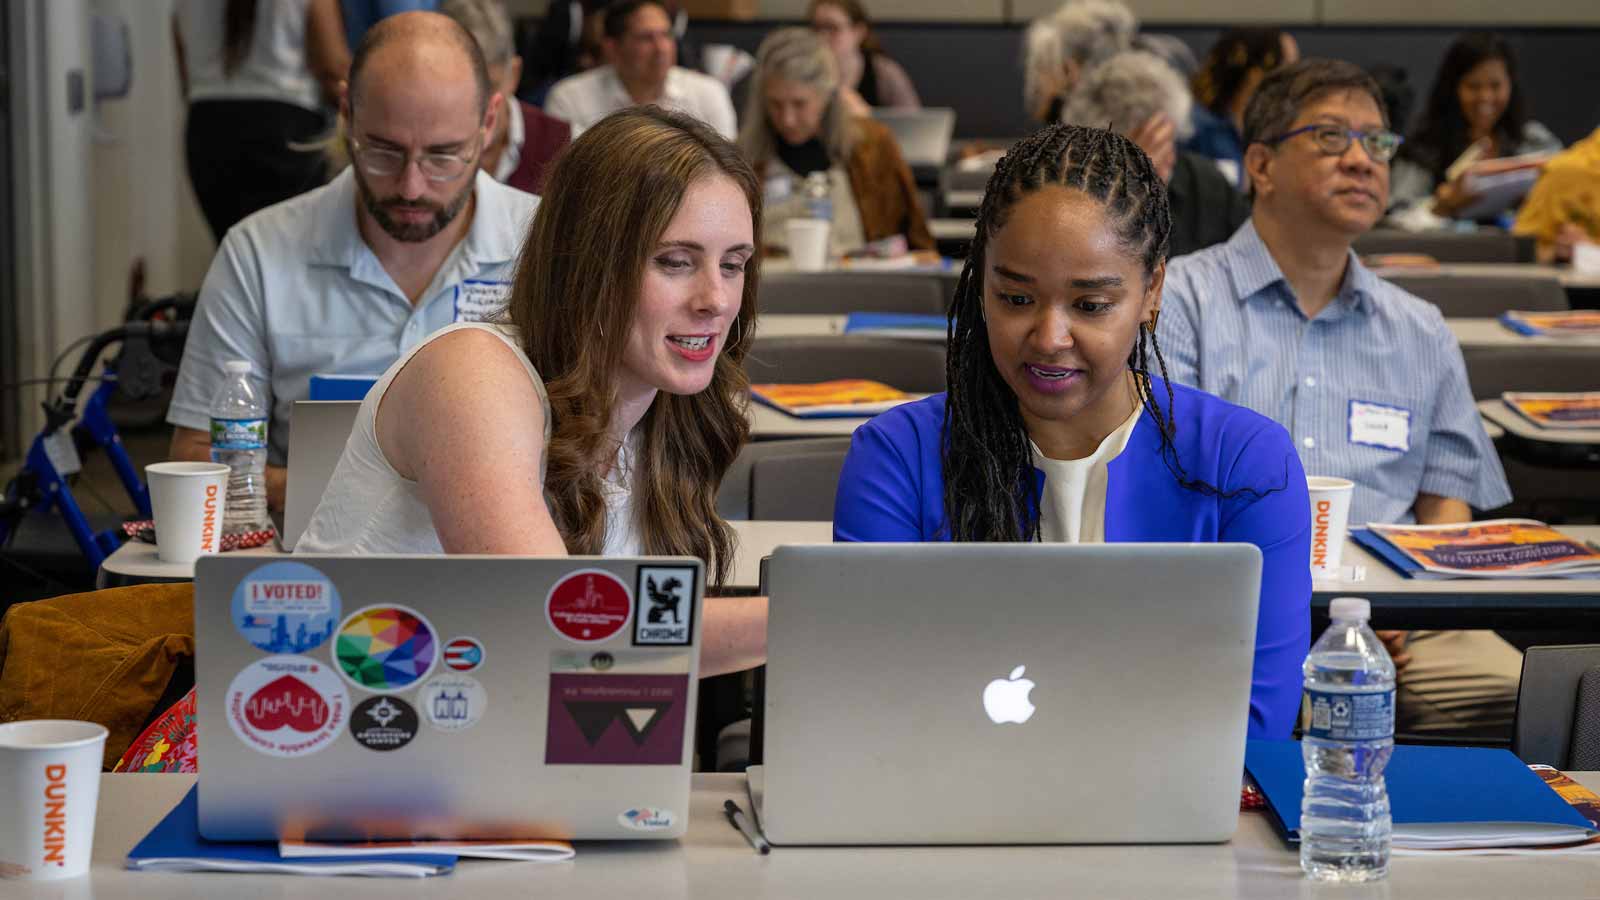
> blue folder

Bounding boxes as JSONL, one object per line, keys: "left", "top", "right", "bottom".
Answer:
{"left": 1244, "top": 739, "right": 1595, "bottom": 844}
{"left": 126, "top": 787, "right": 455, "bottom": 876}
{"left": 841, "top": 312, "right": 945, "bottom": 335}
{"left": 308, "top": 374, "right": 379, "bottom": 402}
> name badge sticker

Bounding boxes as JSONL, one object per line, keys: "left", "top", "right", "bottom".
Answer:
{"left": 231, "top": 561, "right": 341, "bottom": 654}
{"left": 453, "top": 279, "right": 511, "bottom": 323}
{"left": 1348, "top": 399, "right": 1411, "bottom": 453}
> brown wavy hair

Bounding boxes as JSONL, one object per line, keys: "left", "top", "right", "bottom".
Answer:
{"left": 507, "top": 106, "right": 761, "bottom": 586}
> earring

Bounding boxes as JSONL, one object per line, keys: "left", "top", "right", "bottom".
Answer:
{"left": 725, "top": 317, "right": 743, "bottom": 352}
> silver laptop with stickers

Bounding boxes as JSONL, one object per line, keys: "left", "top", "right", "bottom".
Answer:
{"left": 194, "top": 554, "right": 704, "bottom": 841}
{"left": 753, "top": 542, "right": 1262, "bottom": 845}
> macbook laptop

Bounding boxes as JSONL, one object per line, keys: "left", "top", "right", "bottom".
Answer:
{"left": 871, "top": 107, "right": 956, "bottom": 168}
{"left": 195, "top": 554, "right": 704, "bottom": 841}
{"left": 280, "top": 400, "right": 360, "bottom": 551}
{"left": 754, "top": 542, "right": 1262, "bottom": 845}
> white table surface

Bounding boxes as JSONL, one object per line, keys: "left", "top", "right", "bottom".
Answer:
{"left": 929, "top": 217, "right": 976, "bottom": 241}
{"left": 754, "top": 313, "right": 847, "bottom": 338}
{"left": 1373, "top": 261, "right": 1600, "bottom": 290}
{"left": 27, "top": 771, "right": 1600, "bottom": 899}
{"left": 943, "top": 189, "right": 983, "bottom": 209}
{"left": 1448, "top": 317, "right": 1600, "bottom": 349}
{"left": 1479, "top": 399, "right": 1600, "bottom": 446}
{"left": 100, "top": 521, "right": 829, "bottom": 594}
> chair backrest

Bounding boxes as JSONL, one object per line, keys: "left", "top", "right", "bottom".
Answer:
{"left": 1461, "top": 346, "right": 1598, "bottom": 400}
{"left": 750, "top": 444, "right": 852, "bottom": 521}
{"left": 716, "top": 437, "right": 852, "bottom": 521}
{"left": 1355, "top": 228, "right": 1532, "bottom": 263}
{"left": 759, "top": 272, "right": 948, "bottom": 315}
{"left": 1387, "top": 274, "right": 1568, "bottom": 318}
{"left": 1513, "top": 644, "right": 1600, "bottom": 768}
{"left": 744, "top": 336, "right": 947, "bottom": 393}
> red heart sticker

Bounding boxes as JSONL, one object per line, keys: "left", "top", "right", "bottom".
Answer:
{"left": 244, "top": 675, "right": 330, "bottom": 732}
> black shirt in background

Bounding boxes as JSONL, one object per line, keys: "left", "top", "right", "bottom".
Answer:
{"left": 1166, "top": 151, "right": 1253, "bottom": 259}
{"left": 775, "top": 137, "right": 832, "bottom": 178}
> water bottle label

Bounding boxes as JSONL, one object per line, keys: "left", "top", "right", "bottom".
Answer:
{"left": 1306, "top": 688, "right": 1394, "bottom": 741}
{"left": 212, "top": 417, "right": 267, "bottom": 451}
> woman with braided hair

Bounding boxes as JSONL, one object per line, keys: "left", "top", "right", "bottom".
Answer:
{"left": 832, "top": 123, "right": 1312, "bottom": 738}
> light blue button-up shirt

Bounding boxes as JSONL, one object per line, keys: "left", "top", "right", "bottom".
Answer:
{"left": 168, "top": 168, "right": 538, "bottom": 464}
{"left": 1157, "top": 219, "right": 1511, "bottom": 525}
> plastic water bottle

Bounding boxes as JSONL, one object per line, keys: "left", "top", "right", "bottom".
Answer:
{"left": 1300, "top": 596, "right": 1396, "bottom": 882}
{"left": 802, "top": 171, "right": 833, "bottom": 223}
{"left": 209, "top": 360, "right": 272, "bottom": 535}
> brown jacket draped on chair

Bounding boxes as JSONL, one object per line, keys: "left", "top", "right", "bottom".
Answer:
{"left": 0, "top": 583, "right": 194, "bottom": 768}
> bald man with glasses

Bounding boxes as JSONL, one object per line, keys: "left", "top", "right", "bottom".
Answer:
{"left": 168, "top": 11, "right": 539, "bottom": 512}
{"left": 1158, "top": 59, "right": 1517, "bottom": 741}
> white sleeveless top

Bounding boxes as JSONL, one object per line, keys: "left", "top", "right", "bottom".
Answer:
{"left": 1030, "top": 403, "right": 1140, "bottom": 544}
{"left": 296, "top": 323, "right": 643, "bottom": 556}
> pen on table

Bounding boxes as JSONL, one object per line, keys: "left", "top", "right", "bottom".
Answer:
{"left": 724, "top": 799, "right": 771, "bottom": 854}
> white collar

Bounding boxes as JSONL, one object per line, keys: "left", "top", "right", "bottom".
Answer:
{"left": 493, "top": 97, "right": 525, "bottom": 183}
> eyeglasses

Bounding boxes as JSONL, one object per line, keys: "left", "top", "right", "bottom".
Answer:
{"left": 1264, "top": 123, "right": 1404, "bottom": 163}
{"left": 349, "top": 133, "right": 482, "bottom": 182}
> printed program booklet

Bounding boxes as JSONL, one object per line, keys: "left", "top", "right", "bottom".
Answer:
{"left": 1499, "top": 310, "right": 1600, "bottom": 339}
{"left": 751, "top": 380, "right": 912, "bottom": 418}
{"left": 1362, "top": 519, "right": 1600, "bottom": 579}
{"left": 1503, "top": 392, "right": 1600, "bottom": 429}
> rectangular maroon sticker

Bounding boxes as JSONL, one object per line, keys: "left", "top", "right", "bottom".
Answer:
{"left": 545, "top": 673, "right": 688, "bottom": 765}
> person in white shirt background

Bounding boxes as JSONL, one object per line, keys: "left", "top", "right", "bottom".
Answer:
{"left": 167, "top": 10, "right": 538, "bottom": 511}
{"left": 544, "top": 0, "right": 736, "bottom": 139}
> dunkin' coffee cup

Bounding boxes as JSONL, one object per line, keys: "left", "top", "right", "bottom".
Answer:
{"left": 786, "top": 218, "right": 831, "bottom": 272}
{"left": 1308, "top": 476, "right": 1355, "bottom": 579}
{"left": 146, "top": 461, "right": 230, "bottom": 564}
{"left": 0, "top": 720, "right": 108, "bottom": 880}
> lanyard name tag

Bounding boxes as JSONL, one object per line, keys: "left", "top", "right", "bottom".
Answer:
{"left": 454, "top": 280, "right": 512, "bottom": 323}
{"left": 1348, "top": 399, "right": 1411, "bottom": 452}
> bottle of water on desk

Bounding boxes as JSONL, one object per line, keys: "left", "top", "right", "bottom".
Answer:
{"left": 209, "top": 360, "right": 272, "bottom": 535}
{"left": 1301, "top": 596, "right": 1395, "bottom": 882}
{"left": 802, "top": 171, "right": 833, "bottom": 223}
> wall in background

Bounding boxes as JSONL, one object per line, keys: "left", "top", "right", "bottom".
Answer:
{"left": 510, "top": 0, "right": 1600, "bottom": 24}
{"left": 687, "top": 21, "right": 1600, "bottom": 145}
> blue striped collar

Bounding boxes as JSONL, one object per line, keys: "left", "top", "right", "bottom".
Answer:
{"left": 1223, "top": 218, "right": 1378, "bottom": 316}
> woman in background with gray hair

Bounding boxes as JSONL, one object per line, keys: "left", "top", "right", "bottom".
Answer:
{"left": 1021, "top": 0, "right": 1136, "bottom": 125}
{"left": 1063, "top": 50, "right": 1250, "bottom": 257}
{"left": 738, "top": 27, "right": 931, "bottom": 258}
{"left": 440, "top": 0, "right": 571, "bottom": 193}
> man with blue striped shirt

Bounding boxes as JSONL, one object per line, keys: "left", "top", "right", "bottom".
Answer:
{"left": 1157, "top": 59, "right": 1517, "bottom": 740}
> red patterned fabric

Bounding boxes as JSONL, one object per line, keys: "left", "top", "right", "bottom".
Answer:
{"left": 113, "top": 687, "right": 197, "bottom": 773}
{"left": 122, "top": 520, "right": 275, "bottom": 551}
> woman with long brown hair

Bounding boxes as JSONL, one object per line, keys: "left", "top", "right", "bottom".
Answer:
{"left": 299, "top": 106, "right": 766, "bottom": 677}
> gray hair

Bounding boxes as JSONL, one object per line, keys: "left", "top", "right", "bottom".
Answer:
{"left": 439, "top": 0, "right": 516, "bottom": 67}
{"left": 1022, "top": 0, "right": 1139, "bottom": 115}
{"left": 737, "top": 27, "right": 858, "bottom": 171}
{"left": 1062, "top": 50, "right": 1194, "bottom": 140}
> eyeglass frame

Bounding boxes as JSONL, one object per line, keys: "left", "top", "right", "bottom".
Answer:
{"left": 347, "top": 130, "right": 485, "bottom": 183}
{"left": 1261, "top": 122, "right": 1404, "bottom": 163}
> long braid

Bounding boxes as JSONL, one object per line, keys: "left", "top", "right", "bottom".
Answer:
{"left": 943, "top": 123, "right": 1255, "bottom": 543}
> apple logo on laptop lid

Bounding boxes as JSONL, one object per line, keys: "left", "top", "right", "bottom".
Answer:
{"left": 982, "top": 665, "right": 1036, "bottom": 724}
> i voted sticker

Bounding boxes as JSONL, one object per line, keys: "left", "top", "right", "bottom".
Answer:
{"left": 1348, "top": 399, "right": 1411, "bottom": 452}
{"left": 231, "top": 561, "right": 341, "bottom": 654}
{"left": 618, "top": 807, "right": 677, "bottom": 831}
{"left": 453, "top": 279, "right": 511, "bottom": 323}
{"left": 226, "top": 656, "right": 348, "bottom": 758}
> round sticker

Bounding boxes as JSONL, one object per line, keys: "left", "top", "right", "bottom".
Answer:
{"left": 350, "top": 696, "right": 419, "bottom": 752}
{"left": 418, "top": 674, "right": 487, "bottom": 732}
{"left": 545, "top": 568, "right": 633, "bottom": 643}
{"left": 230, "top": 561, "right": 341, "bottom": 653}
{"left": 333, "top": 604, "right": 438, "bottom": 693}
{"left": 225, "top": 655, "right": 348, "bottom": 758}
{"left": 442, "top": 636, "right": 486, "bottom": 673}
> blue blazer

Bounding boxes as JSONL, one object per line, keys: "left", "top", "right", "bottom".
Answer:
{"left": 833, "top": 378, "right": 1311, "bottom": 739}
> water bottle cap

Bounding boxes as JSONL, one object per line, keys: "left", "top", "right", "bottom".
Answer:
{"left": 1329, "top": 596, "right": 1371, "bottom": 621}
{"left": 224, "top": 360, "right": 252, "bottom": 374}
